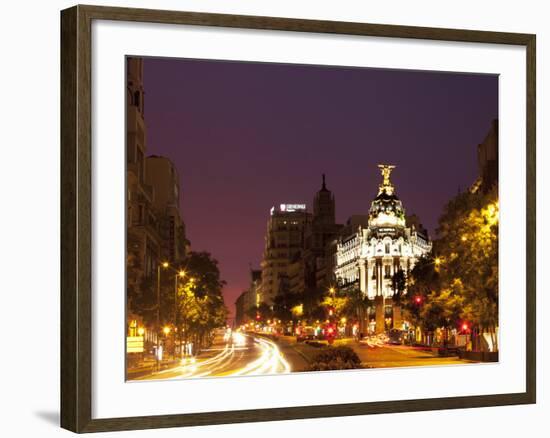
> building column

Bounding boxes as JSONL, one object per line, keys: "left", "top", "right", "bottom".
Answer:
{"left": 375, "top": 295, "right": 385, "bottom": 334}
{"left": 393, "top": 301, "right": 402, "bottom": 330}
{"left": 359, "top": 259, "right": 367, "bottom": 294}
{"left": 376, "top": 259, "right": 382, "bottom": 295}
{"left": 366, "top": 262, "right": 373, "bottom": 298}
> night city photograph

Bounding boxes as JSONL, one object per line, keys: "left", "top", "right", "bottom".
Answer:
{"left": 125, "top": 57, "right": 499, "bottom": 380}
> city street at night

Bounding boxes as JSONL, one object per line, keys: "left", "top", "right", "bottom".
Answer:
{"left": 135, "top": 333, "right": 474, "bottom": 381}
{"left": 125, "top": 56, "right": 499, "bottom": 380}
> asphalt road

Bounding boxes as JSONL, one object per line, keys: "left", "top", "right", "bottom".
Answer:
{"left": 135, "top": 333, "right": 475, "bottom": 380}
{"left": 136, "top": 333, "right": 291, "bottom": 380}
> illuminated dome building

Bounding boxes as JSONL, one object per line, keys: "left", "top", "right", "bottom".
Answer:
{"left": 334, "top": 165, "right": 432, "bottom": 334}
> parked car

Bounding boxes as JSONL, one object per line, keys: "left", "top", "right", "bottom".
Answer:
{"left": 296, "top": 326, "right": 316, "bottom": 342}
{"left": 388, "top": 328, "right": 404, "bottom": 345}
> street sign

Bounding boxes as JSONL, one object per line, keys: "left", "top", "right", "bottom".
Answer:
{"left": 126, "top": 335, "right": 144, "bottom": 353}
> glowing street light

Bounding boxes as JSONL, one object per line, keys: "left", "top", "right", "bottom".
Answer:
{"left": 291, "top": 304, "right": 303, "bottom": 317}
{"left": 163, "top": 326, "right": 171, "bottom": 335}
{"left": 173, "top": 268, "right": 187, "bottom": 358}
{"left": 485, "top": 202, "right": 499, "bottom": 226}
{"left": 156, "top": 261, "right": 169, "bottom": 370}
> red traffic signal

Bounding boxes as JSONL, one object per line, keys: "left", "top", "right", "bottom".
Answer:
{"left": 414, "top": 295, "right": 422, "bottom": 305}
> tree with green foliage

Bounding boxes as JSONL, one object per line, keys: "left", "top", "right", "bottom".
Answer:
{"left": 301, "top": 284, "right": 328, "bottom": 322}
{"left": 273, "top": 286, "right": 302, "bottom": 325}
{"left": 403, "top": 255, "right": 441, "bottom": 340}
{"left": 435, "top": 188, "right": 499, "bottom": 351}
{"left": 420, "top": 281, "right": 464, "bottom": 346}
{"left": 406, "top": 187, "right": 499, "bottom": 351}
{"left": 175, "top": 251, "right": 228, "bottom": 353}
{"left": 391, "top": 269, "right": 407, "bottom": 307}
{"left": 338, "top": 288, "right": 371, "bottom": 333}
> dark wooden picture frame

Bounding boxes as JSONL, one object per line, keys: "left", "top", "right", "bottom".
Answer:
{"left": 61, "top": 4, "right": 536, "bottom": 433}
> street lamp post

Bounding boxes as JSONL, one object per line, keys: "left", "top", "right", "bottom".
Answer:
{"left": 177, "top": 275, "right": 195, "bottom": 357}
{"left": 174, "top": 270, "right": 186, "bottom": 358}
{"left": 156, "top": 261, "right": 169, "bottom": 371}
{"left": 327, "top": 286, "right": 337, "bottom": 343}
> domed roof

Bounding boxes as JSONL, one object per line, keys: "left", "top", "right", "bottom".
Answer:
{"left": 369, "top": 190, "right": 405, "bottom": 222}
{"left": 368, "top": 165, "right": 406, "bottom": 228}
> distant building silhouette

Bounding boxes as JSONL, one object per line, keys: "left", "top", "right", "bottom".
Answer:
{"left": 471, "top": 119, "right": 498, "bottom": 194}
{"left": 260, "top": 204, "right": 311, "bottom": 304}
{"left": 235, "top": 269, "right": 262, "bottom": 325}
{"left": 303, "top": 175, "right": 343, "bottom": 295}
{"left": 258, "top": 175, "right": 344, "bottom": 307}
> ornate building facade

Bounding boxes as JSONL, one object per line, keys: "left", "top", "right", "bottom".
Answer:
{"left": 334, "top": 165, "right": 432, "bottom": 333}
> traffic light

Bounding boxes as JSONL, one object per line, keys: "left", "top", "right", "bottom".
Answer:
{"left": 326, "top": 323, "right": 336, "bottom": 345}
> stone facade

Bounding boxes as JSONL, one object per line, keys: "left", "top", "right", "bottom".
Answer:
{"left": 334, "top": 165, "right": 432, "bottom": 333}
{"left": 145, "top": 155, "right": 188, "bottom": 264}
{"left": 260, "top": 205, "right": 311, "bottom": 304}
{"left": 126, "top": 58, "right": 188, "bottom": 338}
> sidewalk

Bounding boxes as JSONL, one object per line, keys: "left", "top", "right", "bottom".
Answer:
{"left": 126, "top": 356, "right": 181, "bottom": 380}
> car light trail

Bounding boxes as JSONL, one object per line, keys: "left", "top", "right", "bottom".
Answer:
{"left": 232, "top": 336, "right": 291, "bottom": 376}
{"left": 145, "top": 333, "right": 290, "bottom": 380}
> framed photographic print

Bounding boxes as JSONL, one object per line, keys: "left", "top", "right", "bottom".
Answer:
{"left": 60, "top": 4, "right": 536, "bottom": 433}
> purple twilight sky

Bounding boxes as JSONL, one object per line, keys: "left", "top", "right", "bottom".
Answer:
{"left": 141, "top": 57, "right": 498, "bottom": 318}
